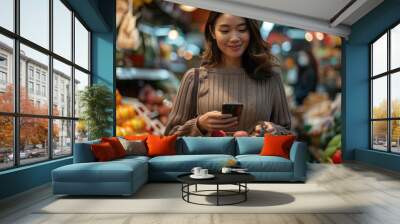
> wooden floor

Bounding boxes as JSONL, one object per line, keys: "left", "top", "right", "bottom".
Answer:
{"left": 1, "top": 162, "right": 400, "bottom": 224}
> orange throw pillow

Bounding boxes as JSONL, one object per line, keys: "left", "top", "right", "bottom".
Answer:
{"left": 91, "top": 142, "right": 117, "bottom": 161}
{"left": 260, "top": 134, "right": 296, "bottom": 159}
{"left": 101, "top": 137, "right": 127, "bottom": 158}
{"left": 124, "top": 135, "right": 148, "bottom": 141}
{"left": 146, "top": 135, "right": 177, "bottom": 157}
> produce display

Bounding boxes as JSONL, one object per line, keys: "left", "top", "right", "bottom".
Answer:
{"left": 116, "top": 86, "right": 173, "bottom": 136}
{"left": 293, "top": 92, "right": 342, "bottom": 163}
{"left": 138, "top": 85, "right": 172, "bottom": 126}
{"left": 116, "top": 89, "right": 149, "bottom": 136}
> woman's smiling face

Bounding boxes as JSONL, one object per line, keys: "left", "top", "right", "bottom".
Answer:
{"left": 212, "top": 14, "right": 250, "bottom": 61}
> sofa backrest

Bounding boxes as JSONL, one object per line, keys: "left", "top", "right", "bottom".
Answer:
{"left": 73, "top": 139, "right": 101, "bottom": 163}
{"left": 73, "top": 136, "right": 266, "bottom": 162}
{"left": 235, "top": 137, "right": 264, "bottom": 155}
{"left": 177, "top": 137, "right": 236, "bottom": 155}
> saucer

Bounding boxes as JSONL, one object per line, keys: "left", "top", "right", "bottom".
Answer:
{"left": 190, "top": 174, "right": 215, "bottom": 179}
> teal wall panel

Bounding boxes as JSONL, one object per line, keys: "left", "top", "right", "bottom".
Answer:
{"left": 343, "top": 0, "right": 400, "bottom": 170}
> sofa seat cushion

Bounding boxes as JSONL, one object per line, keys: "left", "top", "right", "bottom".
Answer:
{"left": 236, "top": 155, "right": 293, "bottom": 172}
{"left": 52, "top": 159, "right": 147, "bottom": 183}
{"left": 149, "top": 154, "right": 235, "bottom": 172}
{"left": 116, "top": 155, "right": 150, "bottom": 163}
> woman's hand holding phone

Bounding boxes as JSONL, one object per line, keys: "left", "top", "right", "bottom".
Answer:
{"left": 197, "top": 111, "right": 238, "bottom": 133}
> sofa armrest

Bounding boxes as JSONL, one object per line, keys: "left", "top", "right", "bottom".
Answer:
{"left": 73, "top": 140, "right": 100, "bottom": 163}
{"left": 289, "top": 141, "right": 308, "bottom": 181}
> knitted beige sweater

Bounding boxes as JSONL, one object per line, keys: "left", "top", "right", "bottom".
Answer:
{"left": 164, "top": 67, "right": 291, "bottom": 136}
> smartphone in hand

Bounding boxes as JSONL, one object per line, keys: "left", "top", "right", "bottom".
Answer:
{"left": 222, "top": 103, "right": 243, "bottom": 117}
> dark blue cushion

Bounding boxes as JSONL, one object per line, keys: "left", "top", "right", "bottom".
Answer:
{"left": 177, "top": 137, "right": 235, "bottom": 155}
{"left": 236, "top": 137, "right": 264, "bottom": 155}
{"left": 73, "top": 139, "right": 100, "bottom": 163}
{"left": 149, "top": 154, "right": 235, "bottom": 172}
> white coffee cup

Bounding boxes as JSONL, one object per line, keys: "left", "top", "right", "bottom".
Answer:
{"left": 200, "top": 169, "right": 208, "bottom": 176}
{"left": 221, "top": 167, "right": 232, "bottom": 174}
{"left": 191, "top": 167, "right": 202, "bottom": 176}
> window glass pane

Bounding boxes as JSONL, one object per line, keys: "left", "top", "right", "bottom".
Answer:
{"left": 372, "top": 33, "right": 387, "bottom": 76}
{"left": 74, "top": 18, "right": 89, "bottom": 70}
{"left": 20, "top": 0, "right": 49, "bottom": 49}
{"left": 391, "top": 120, "right": 400, "bottom": 153}
{"left": 372, "top": 121, "right": 388, "bottom": 151}
{"left": 372, "top": 76, "right": 387, "bottom": 119}
{"left": 75, "top": 120, "right": 88, "bottom": 143}
{"left": 53, "top": 0, "right": 72, "bottom": 60}
{"left": 0, "top": 35, "right": 14, "bottom": 112}
{"left": 20, "top": 117, "right": 49, "bottom": 165}
{"left": 74, "top": 69, "right": 89, "bottom": 118}
{"left": 391, "top": 24, "right": 400, "bottom": 70}
{"left": 0, "top": 0, "right": 14, "bottom": 31}
{"left": 0, "top": 116, "right": 13, "bottom": 170}
{"left": 53, "top": 59, "right": 72, "bottom": 117}
{"left": 20, "top": 44, "right": 49, "bottom": 115}
{"left": 53, "top": 119, "right": 72, "bottom": 157}
{"left": 391, "top": 72, "right": 400, "bottom": 118}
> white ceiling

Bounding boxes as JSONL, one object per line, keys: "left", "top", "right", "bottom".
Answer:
{"left": 166, "top": 0, "right": 384, "bottom": 38}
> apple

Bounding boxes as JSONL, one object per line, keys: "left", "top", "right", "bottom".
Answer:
{"left": 331, "top": 150, "right": 342, "bottom": 164}
{"left": 233, "top": 131, "right": 249, "bottom": 137}
{"left": 129, "top": 118, "right": 146, "bottom": 131}
{"left": 211, "top": 130, "right": 226, "bottom": 137}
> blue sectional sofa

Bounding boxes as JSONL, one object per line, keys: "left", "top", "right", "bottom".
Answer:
{"left": 52, "top": 137, "right": 308, "bottom": 196}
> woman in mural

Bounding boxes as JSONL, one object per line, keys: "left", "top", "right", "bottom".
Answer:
{"left": 164, "top": 12, "right": 291, "bottom": 136}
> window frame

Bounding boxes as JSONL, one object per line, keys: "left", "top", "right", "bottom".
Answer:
{"left": 0, "top": 0, "right": 92, "bottom": 171}
{"left": 370, "top": 21, "right": 400, "bottom": 154}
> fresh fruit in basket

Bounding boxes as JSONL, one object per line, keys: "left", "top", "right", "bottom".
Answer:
{"left": 117, "top": 126, "right": 126, "bottom": 136}
{"left": 117, "top": 104, "right": 136, "bottom": 122}
{"left": 116, "top": 89, "right": 122, "bottom": 106}
{"left": 120, "top": 118, "right": 146, "bottom": 133}
{"left": 124, "top": 125, "right": 135, "bottom": 134}
{"left": 125, "top": 117, "right": 146, "bottom": 131}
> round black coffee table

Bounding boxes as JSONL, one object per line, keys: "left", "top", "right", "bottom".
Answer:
{"left": 177, "top": 173, "right": 255, "bottom": 206}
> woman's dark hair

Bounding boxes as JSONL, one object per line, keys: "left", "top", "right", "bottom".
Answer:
{"left": 201, "top": 12, "right": 279, "bottom": 80}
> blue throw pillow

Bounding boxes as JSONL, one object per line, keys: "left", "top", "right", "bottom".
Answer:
{"left": 179, "top": 137, "right": 235, "bottom": 155}
{"left": 236, "top": 137, "right": 264, "bottom": 155}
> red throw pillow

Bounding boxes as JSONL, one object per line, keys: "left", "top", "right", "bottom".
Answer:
{"left": 124, "top": 135, "right": 148, "bottom": 141}
{"left": 101, "top": 137, "right": 127, "bottom": 158}
{"left": 146, "top": 135, "right": 177, "bottom": 157}
{"left": 91, "top": 142, "right": 117, "bottom": 161}
{"left": 260, "top": 134, "right": 296, "bottom": 159}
